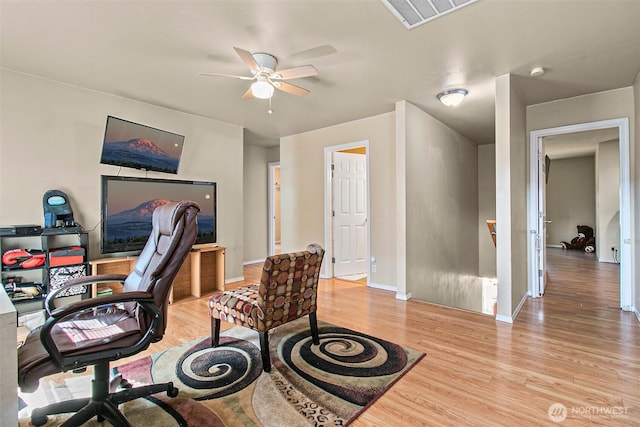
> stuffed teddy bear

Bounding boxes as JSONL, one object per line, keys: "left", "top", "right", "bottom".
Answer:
{"left": 561, "top": 225, "right": 595, "bottom": 252}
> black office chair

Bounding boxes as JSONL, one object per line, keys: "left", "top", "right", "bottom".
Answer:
{"left": 17, "top": 200, "right": 200, "bottom": 426}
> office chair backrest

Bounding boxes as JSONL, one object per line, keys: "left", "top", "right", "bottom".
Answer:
{"left": 123, "top": 200, "right": 200, "bottom": 336}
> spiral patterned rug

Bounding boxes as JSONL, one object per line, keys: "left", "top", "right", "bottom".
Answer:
{"left": 23, "top": 318, "right": 424, "bottom": 426}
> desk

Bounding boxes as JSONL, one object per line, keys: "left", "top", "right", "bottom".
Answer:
{"left": 0, "top": 287, "right": 18, "bottom": 427}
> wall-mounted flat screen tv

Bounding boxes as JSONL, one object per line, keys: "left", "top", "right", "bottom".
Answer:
{"left": 100, "top": 116, "right": 185, "bottom": 174}
{"left": 101, "top": 175, "right": 216, "bottom": 254}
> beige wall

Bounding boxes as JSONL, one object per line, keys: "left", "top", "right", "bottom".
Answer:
{"left": 596, "top": 140, "right": 620, "bottom": 263}
{"left": 495, "top": 74, "right": 529, "bottom": 321}
{"left": 0, "top": 70, "right": 245, "bottom": 280}
{"left": 478, "top": 144, "right": 497, "bottom": 278}
{"left": 243, "top": 143, "right": 279, "bottom": 264}
{"left": 545, "top": 156, "right": 596, "bottom": 246}
{"left": 401, "top": 101, "right": 481, "bottom": 311}
{"left": 280, "top": 112, "right": 396, "bottom": 287}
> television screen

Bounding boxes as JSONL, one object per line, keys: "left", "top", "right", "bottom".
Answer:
{"left": 101, "top": 175, "right": 216, "bottom": 254}
{"left": 100, "top": 116, "right": 185, "bottom": 174}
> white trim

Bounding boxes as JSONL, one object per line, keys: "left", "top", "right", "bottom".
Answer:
{"left": 243, "top": 259, "right": 263, "bottom": 266}
{"left": 495, "top": 314, "right": 513, "bottom": 324}
{"left": 546, "top": 244, "right": 563, "bottom": 249}
{"left": 368, "top": 282, "right": 396, "bottom": 292}
{"left": 395, "top": 292, "right": 412, "bottom": 301}
{"left": 528, "top": 118, "right": 632, "bottom": 309}
{"left": 225, "top": 276, "right": 245, "bottom": 284}
{"left": 323, "top": 141, "right": 371, "bottom": 283}
{"left": 496, "top": 293, "right": 528, "bottom": 323}
{"left": 512, "top": 293, "right": 528, "bottom": 320}
{"left": 635, "top": 309, "right": 640, "bottom": 323}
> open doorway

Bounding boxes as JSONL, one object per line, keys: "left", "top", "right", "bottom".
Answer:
{"left": 544, "top": 129, "right": 620, "bottom": 260}
{"left": 323, "top": 141, "right": 370, "bottom": 283}
{"left": 528, "top": 118, "right": 631, "bottom": 310}
{"left": 268, "top": 162, "right": 281, "bottom": 256}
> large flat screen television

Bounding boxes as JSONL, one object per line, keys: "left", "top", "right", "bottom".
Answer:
{"left": 100, "top": 116, "right": 185, "bottom": 174}
{"left": 101, "top": 175, "right": 216, "bottom": 254}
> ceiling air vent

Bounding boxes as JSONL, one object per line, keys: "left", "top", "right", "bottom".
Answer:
{"left": 381, "top": 0, "right": 478, "bottom": 29}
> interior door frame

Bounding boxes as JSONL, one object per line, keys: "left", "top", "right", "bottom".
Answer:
{"left": 267, "top": 161, "right": 280, "bottom": 256}
{"left": 527, "top": 118, "right": 632, "bottom": 310}
{"left": 323, "top": 140, "right": 370, "bottom": 280}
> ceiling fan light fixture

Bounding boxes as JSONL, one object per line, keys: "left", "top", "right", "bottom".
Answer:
{"left": 251, "top": 79, "right": 274, "bottom": 99}
{"left": 437, "top": 88, "right": 468, "bottom": 107}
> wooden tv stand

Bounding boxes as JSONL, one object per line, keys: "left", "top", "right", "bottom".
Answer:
{"left": 89, "top": 244, "right": 225, "bottom": 303}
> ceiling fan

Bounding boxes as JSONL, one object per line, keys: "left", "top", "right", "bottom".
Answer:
{"left": 200, "top": 47, "right": 318, "bottom": 99}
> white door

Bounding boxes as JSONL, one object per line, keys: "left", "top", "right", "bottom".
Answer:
{"left": 537, "top": 149, "right": 549, "bottom": 296}
{"left": 332, "top": 152, "right": 367, "bottom": 277}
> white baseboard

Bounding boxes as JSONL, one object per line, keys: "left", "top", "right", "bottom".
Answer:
{"left": 495, "top": 313, "right": 513, "bottom": 323}
{"left": 368, "top": 282, "right": 396, "bottom": 292}
{"left": 496, "top": 293, "right": 528, "bottom": 323}
{"left": 512, "top": 293, "right": 528, "bottom": 320}
{"left": 546, "top": 244, "right": 563, "bottom": 248}
{"left": 243, "top": 259, "right": 263, "bottom": 266}
{"left": 395, "top": 292, "right": 412, "bottom": 301}
{"left": 634, "top": 309, "right": 640, "bottom": 323}
{"left": 225, "top": 276, "right": 244, "bottom": 284}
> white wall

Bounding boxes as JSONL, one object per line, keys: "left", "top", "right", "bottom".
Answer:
{"left": 478, "top": 144, "right": 496, "bottom": 278}
{"left": 0, "top": 70, "right": 245, "bottom": 281}
{"left": 545, "top": 156, "right": 596, "bottom": 246}
{"left": 401, "top": 101, "right": 481, "bottom": 312}
{"left": 596, "top": 140, "right": 620, "bottom": 263}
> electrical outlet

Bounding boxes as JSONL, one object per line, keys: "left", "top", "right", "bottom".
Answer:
{"left": 371, "top": 264, "right": 377, "bottom": 273}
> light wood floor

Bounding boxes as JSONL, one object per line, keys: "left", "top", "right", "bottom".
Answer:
{"left": 58, "top": 250, "right": 640, "bottom": 425}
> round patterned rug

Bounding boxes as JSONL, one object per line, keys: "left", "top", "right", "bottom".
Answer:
{"left": 21, "top": 318, "right": 424, "bottom": 427}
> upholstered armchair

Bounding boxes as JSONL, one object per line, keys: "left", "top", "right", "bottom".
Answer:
{"left": 17, "top": 201, "right": 200, "bottom": 427}
{"left": 208, "top": 244, "right": 324, "bottom": 372}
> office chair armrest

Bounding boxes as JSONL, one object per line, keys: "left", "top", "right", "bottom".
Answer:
{"left": 45, "top": 274, "right": 128, "bottom": 314}
{"left": 40, "top": 292, "right": 160, "bottom": 371}
{"left": 48, "top": 291, "right": 152, "bottom": 319}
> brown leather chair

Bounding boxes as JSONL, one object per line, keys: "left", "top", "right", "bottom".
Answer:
{"left": 208, "top": 244, "right": 324, "bottom": 372}
{"left": 18, "top": 200, "right": 200, "bottom": 427}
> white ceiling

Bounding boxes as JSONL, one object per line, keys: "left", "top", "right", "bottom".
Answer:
{"left": 2, "top": 0, "right": 640, "bottom": 148}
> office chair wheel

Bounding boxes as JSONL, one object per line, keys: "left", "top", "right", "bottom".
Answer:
{"left": 31, "top": 412, "right": 48, "bottom": 427}
{"left": 167, "top": 383, "right": 179, "bottom": 398}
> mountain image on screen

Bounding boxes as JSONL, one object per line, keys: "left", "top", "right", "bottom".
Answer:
{"left": 101, "top": 138, "right": 180, "bottom": 173}
{"left": 107, "top": 199, "right": 214, "bottom": 249}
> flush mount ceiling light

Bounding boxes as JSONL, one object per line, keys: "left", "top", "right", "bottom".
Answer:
{"left": 437, "top": 88, "right": 468, "bottom": 107}
{"left": 250, "top": 77, "right": 275, "bottom": 99}
{"left": 530, "top": 66, "right": 545, "bottom": 77}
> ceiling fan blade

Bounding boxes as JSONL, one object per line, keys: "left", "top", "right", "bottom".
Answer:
{"left": 242, "top": 87, "right": 255, "bottom": 99}
{"left": 199, "top": 72, "right": 254, "bottom": 80}
{"left": 274, "top": 81, "right": 310, "bottom": 96}
{"left": 234, "top": 47, "right": 259, "bottom": 72}
{"left": 271, "top": 65, "right": 318, "bottom": 80}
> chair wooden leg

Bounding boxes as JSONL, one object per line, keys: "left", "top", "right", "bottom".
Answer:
{"left": 211, "top": 318, "right": 220, "bottom": 347}
{"left": 259, "top": 331, "right": 271, "bottom": 372}
{"left": 309, "top": 312, "right": 320, "bottom": 345}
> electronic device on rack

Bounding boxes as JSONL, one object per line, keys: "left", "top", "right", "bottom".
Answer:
{"left": 43, "top": 190, "right": 77, "bottom": 228}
